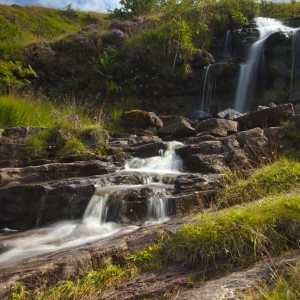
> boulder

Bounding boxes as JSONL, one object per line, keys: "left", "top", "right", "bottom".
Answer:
{"left": 217, "top": 108, "right": 245, "bottom": 120}
{"left": 265, "top": 31, "right": 290, "bottom": 49}
{"left": 195, "top": 118, "right": 239, "bottom": 137}
{"left": 177, "top": 127, "right": 281, "bottom": 173}
{"left": 234, "top": 104, "right": 295, "bottom": 131}
{"left": 158, "top": 119, "right": 196, "bottom": 138}
{"left": 182, "top": 150, "right": 251, "bottom": 174}
{"left": 121, "top": 110, "right": 163, "bottom": 136}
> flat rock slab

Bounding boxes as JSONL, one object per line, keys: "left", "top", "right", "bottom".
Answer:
{"left": 177, "top": 251, "right": 300, "bottom": 300}
{"left": 0, "top": 161, "right": 117, "bottom": 186}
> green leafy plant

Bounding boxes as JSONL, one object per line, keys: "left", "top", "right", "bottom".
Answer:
{"left": 0, "top": 61, "right": 37, "bottom": 95}
{"left": 96, "top": 49, "right": 119, "bottom": 94}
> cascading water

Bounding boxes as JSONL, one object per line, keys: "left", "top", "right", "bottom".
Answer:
{"left": 290, "top": 30, "right": 300, "bottom": 98}
{"left": 225, "top": 30, "right": 233, "bottom": 60}
{"left": 234, "top": 17, "right": 300, "bottom": 112}
{"left": 0, "top": 141, "right": 185, "bottom": 265}
{"left": 199, "top": 64, "right": 216, "bottom": 118}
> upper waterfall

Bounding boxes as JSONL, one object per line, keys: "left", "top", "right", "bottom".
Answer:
{"left": 234, "top": 17, "right": 298, "bottom": 112}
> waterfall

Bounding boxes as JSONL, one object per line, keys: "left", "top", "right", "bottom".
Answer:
{"left": 225, "top": 30, "right": 233, "bottom": 60}
{"left": 234, "top": 17, "right": 292, "bottom": 112}
{"left": 200, "top": 64, "right": 214, "bottom": 117}
{"left": 0, "top": 142, "right": 184, "bottom": 265}
{"left": 290, "top": 30, "right": 300, "bottom": 98}
{"left": 82, "top": 194, "right": 109, "bottom": 225}
{"left": 125, "top": 141, "right": 184, "bottom": 173}
{"left": 147, "top": 196, "right": 169, "bottom": 222}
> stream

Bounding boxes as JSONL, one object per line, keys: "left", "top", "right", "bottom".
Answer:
{"left": 0, "top": 141, "right": 185, "bottom": 266}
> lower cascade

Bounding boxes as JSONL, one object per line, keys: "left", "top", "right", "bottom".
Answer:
{"left": 0, "top": 141, "right": 185, "bottom": 265}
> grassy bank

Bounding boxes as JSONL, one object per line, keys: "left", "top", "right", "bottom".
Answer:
{"left": 0, "top": 96, "right": 111, "bottom": 158}
{"left": 0, "top": 4, "right": 110, "bottom": 59}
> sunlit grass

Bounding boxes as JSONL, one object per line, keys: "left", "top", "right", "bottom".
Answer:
{"left": 0, "top": 96, "right": 55, "bottom": 128}
{"left": 166, "top": 194, "right": 300, "bottom": 266}
{"left": 216, "top": 157, "right": 300, "bottom": 207}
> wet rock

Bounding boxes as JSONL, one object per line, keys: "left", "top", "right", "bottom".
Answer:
{"left": 265, "top": 31, "right": 290, "bottom": 49}
{"left": 0, "top": 184, "right": 47, "bottom": 230}
{"left": 234, "top": 103, "right": 295, "bottom": 131}
{"left": 0, "top": 172, "right": 151, "bottom": 230}
{"left": 124, "top": 141, "right": 167, "bottom": 158}
{"left": 195, "top": 118, "right": 239, "bottom": 137}
{"left": 0, "top": 237, "right": 130, "bottom": 298}
{"left": 39, "top": 184, "right": 96, "bottom": 226}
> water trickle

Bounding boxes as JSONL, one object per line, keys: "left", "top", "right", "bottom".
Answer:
{"left": 147, "top": 196, "right": 169, "bottom": 222}
{"left": 200, "top": 64, "right": 213, "bottom": 117}
{"left": 234, "top": 17, "right": 294, "bottom": 112}
{"left": 35, "top": 190, "right": 48, "bottom": 228}
{"left": 225, "top": 30, "right": 233, "bottom": 60}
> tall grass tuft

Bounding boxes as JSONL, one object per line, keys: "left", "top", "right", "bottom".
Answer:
{"left": 0, "top": 96, "right": 54, "bottom": 128}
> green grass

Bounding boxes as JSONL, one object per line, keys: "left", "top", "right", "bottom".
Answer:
{"left": 0, "top": 96, "right": 111, "bottom": 158}
{"left": 0, "top": 96, "right": 55, "bottom": 127}
{"left": 10, "top": 265, "right": 139, "bottom": 300}
{"left": 215, "top": 157, "right": 300, "bottom": 207}
{"left": 166, "top": 194, "right": 300, "bottom": 266}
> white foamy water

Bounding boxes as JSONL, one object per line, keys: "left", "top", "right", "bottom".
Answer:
{"left": 125, "top": 141, "right": 185, "bottom": 173}
{"left": 0, "top": 220, "right": 138, "bottom": 266}
{"left": 0, "top": 142, "right": 186, "bottom": 265}
{"left": 234, "top": 17, "right": 299, "bottom": 112}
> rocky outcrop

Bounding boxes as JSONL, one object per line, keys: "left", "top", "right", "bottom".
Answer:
{"left": 0, "top": 101, "right": 296, "bottom": 297}
{"left": 235, "top": 103, "right": 295, "bottom": 131}
{"left": 176, "top": 127, "right": 281, "bottom": 173}
{"left": 0, "top": 126, "right": 46, "bottom": 160}
{"left": 0, "top": 161, "right": 117, "bottom": 186}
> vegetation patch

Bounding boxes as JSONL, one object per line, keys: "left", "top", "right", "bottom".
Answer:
{"left": 215, "top": 157, "right": 300, "bottom": 207}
